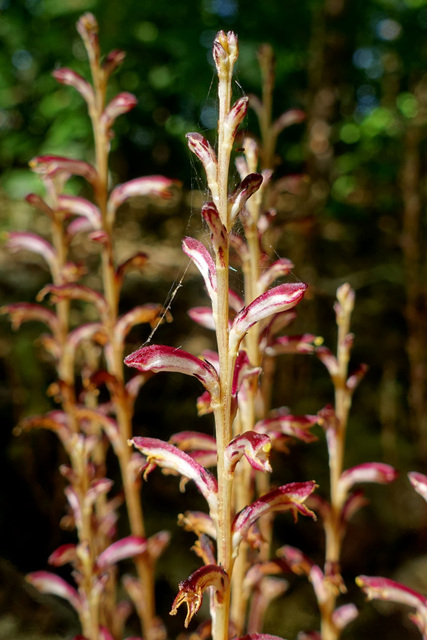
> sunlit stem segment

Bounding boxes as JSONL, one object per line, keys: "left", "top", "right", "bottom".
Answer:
{"left": 211, "top": 30, "right": 239, "bottom": 640}
{"left": 258, "top": 44, "right": 275, "bottom": 171}
{"left": 321, "top": 285, "right": 355, "bottom": 640}
{"left": 81, "top": 17, "right": 159, "bottom": 640}
{"left": 230, "top": 146, "right": 261, "bottom": 634}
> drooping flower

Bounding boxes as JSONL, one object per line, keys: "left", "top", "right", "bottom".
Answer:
{"left": 224, "top": 431, "right": 272, "bottom": 477}
{"left": 229, "top": 282, "right": 307, "bottom": 352}
{"left": 409, "top": 471, "right": 427, "bottom": 503}
{"left": 170, "top": 564, "right": 229, "bottom": 628}
{"left": 124, "top": 344, "right": 220, "bottom": 399}
{"left": 357, "top": 575, "right": 427, "bottom": 638}
{"left": 182, "top": 237, "right": 217, "bottom": 307}
{"left": 26, "top": 571, "right": 82, "bottom": 613}
{"left": 129, "top": 437, "right": 218, "bottom": 516}
{"left": 232, "top": 481, "right": 317, "bottom": 555}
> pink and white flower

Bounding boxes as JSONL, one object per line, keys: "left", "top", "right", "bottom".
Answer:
{"left": 129, "top": 437, "right": 218, "bottom": 515}
{"left": 124, "top": 344, "right": 220, "bottom": 398}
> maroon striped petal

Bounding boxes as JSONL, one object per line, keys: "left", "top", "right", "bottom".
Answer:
{"left": 178, "top": 511, "right": 217, "bottom": 540}
{"left": 213, "top": 30, "right": 239, "bottom": 74}
{"left": 58, "top": 195, "right": 102, "bottom": 229}
{"left": 255, "top": 413, "right": 318, "bottom": 444}
{"left": 225, "top": 96, "right": 249, "bottom": 143}
{"left": 272, "top": 108, "right": 305, "bottom": 136}
{"left": 188, "top": 306, "right": 216, "bottom": 330}
{"left": 409, "top": 471, "right": 427, "bottom": 503}
{"left": 6, "top": 231, "right": 56, "bottom": 274}
{"left": 48, "top": 544, "right": 77, "bottom": 567}
{"left": 52, "top": 67, "right": 94, "bottom": 104}
{"left": 130, "top": 437, "right": 218, "bottom": 515}
{"left": 230, "top": 283, "right": 307, "bottom": 350}
{"left": 339, "top": 462, "right": 397, "bottom": 499}
{"left": 108, "top": 176, "right": 178, "bottom": 215}
{"left": 201, "top": 202, "right": 227, "bottom": 262}
{"left": 182, "top": 237, "right": 217, "bottom": 304}
{"left": 225, "top": 431, "right": 272, "bottom": 477}
{"left": 229, "top": 172, "right": 263, "bottom": 222}
{"left": 332, "top": 604, "right": 358, "bottom": 632}
{"left": 26, "top": 571, "right": 81, "bottom": 612}
{"left": 186, "top": 133, "right": 218, "bottom": 201}
{"left": 232, "top": 482, "right": 317, "bottom": 554}
{"left": 101, "top": 92, "right": 138, "bottom": 129}
{"left": 37, "top": 284, "right": 108, "bottom": 316}
{"left": 357, "top": 574, "right": 427, "bottom": 635}
{"left": 115, "top": 304, "right": 163, "bottom": 348}
{"left": 124, "top": 344, "right": 220, "bottom": 398}
{"left": 169, "top": 431, "right": 217, "bottom": 452}
{"left": 1, "top": 302, "right": 59, "bottom": 333}
{"left": 29, "top": 155, "right": 99, "bottom": 188}
{"left": 258, "top": 258, "right": 294, "bottom": 293}
{"left": 97, "top": 536, "right": 147, "bottom": 569}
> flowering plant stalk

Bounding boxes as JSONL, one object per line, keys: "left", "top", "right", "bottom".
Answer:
{"left": 3, "top": 13, "right": 176, "bottom": 640}
{"left": 3, "top": 15, "right": 408, "bottom": 640}
{"left": 125, "top": 31, "right": 316, "bottom": 640}
{"left": 228, "top": 45, "right": 313, "bottom": 634}
{"left": 278, "top": 284, "right": 397, "bottom": 640}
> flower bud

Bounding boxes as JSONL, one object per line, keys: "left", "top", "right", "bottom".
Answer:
{"left": 76, "top": 12, "right": 99, "bottom": 59}
{"left": 101, "top": 92, "right": 138, "bottom": 130}
{"left": 213, "top": 31, "right": 239, "bottom": 76}
{"left": 224, "top": 96, "right": 248, "bottom": 141}
{"left": 186, "top": 133, "right": 218, "bottom": 201}
{"left": 102, "top": 49, "right": 126, "bottom": 76}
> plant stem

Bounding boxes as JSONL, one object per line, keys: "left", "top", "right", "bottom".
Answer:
{"left": 321, "top": 288, "right": 354, "bottom": 640}
{"left": 86, "top": 41, "right": 161, "bottom": 640}
{"left": 47, "top": 183, "right": 103, "bottom": 640}
{"left": 211, "top": 31, "right": 238, "bottom": 640}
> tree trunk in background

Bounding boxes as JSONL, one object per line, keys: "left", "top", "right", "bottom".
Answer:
{"left": 400, "top": 86, "right": 427, "bottom": 461}
{"left": 289, "top": 0, "right": 353, "bottom": 288}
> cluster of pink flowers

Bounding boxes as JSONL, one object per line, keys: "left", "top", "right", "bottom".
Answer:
{"left": 3, "top": 13, "right": 425, "bottom": 640}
